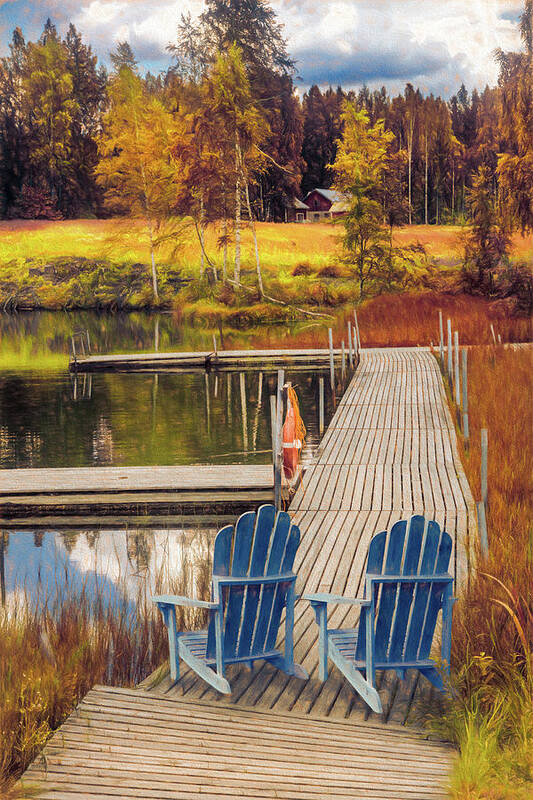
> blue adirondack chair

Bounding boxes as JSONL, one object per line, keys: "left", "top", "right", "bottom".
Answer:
{"left": 153, "top": 505, "right": 308, "bottom": 694}
{"left": 305, "top": 515, "right": 455, "bottom": 713}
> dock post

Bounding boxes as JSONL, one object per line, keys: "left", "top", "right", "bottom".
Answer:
{"left": 205, "top": 373, "right": 211, "bottom": 435}
{"left": 240, "top": 373, "right": 248, "bottom": 452}
{"left": 353, "top": 309, "right": 361, "bottom": 350}
{"left": 447, "top": 319, "right": 452, "bottom": 383}
{"left": 270, "top": 395, "right": 277, "bottom": 465}
{"left": 274, "top": 369, "right": 285, "bottom": 509}
{"left": 353, "top": 325, "right": 358, "bottom": 360}
{"left": 462, "top": 349, "right": 469, "bottom": 443}
{"left": 454, "top": 331, "right": 460, "bottom": 408}
{"left": 477, "top": 501, "right": 489, "bottom": 557}
{"left": 319, "top": 377, "right": 324, "bottom": 435}
{"left": 439, "top": 310, "right": 444, "bottom": 368}
{"left": 347, "top": 323, "right": 353, "bottom": 368}
{"left": 341, "top": 341, "right": 346, "bottom": 379}
{"left": 328, "top": 328, "right": 334, "bottom": 391}
{"left": 212, "top": 334, "right": 217, "bottom": 357}
{"left": 481, "top": 428, "right": 488, "bottom": 507}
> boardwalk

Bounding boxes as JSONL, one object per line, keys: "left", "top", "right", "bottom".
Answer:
{"left": 144, "top": 347, "right": 475, "bottom": 724}
{"left": 21, "top": 347, "right": 472, "bottom": 798}
{"left": 22, "top": 686, "right": 453, "bottom": 799}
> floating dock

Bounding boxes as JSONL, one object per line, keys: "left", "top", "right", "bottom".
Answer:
{"left": 69, "top": 348, "right": 346, "bottom": 373}
{"left": 0, "top": 464, "right": 274, "bottom": 522}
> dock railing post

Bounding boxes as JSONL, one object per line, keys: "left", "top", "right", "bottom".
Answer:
{"left": 462, "top": 349, "right": 469, "bottom": 443}
{"left": 481, "top": 428, "right": 488, "bottom": 508}
{"left": 328, "top": 328, "right": 334, "bottom": 391}
{"left": 353, "top": 309, "right": 361, "bottom": 351}
{"left": 274, "top": 369, "right": 285, "bottom": 509}
{"left": 477, "top": 501, "right": 489, "bottom": 557}
{"left": 447, "top": 319, "right": 452, "bottom": 384}
{"left": 341, "top": 340, "right": 346, "bottom": 380}
{"left": 454, "top": 331, "right": 460, "bottom": 408}
{"left": 439, "top": 310, "right": 444, "bottom": 368}
{"left": 352, "top": 325, "right": 358, "bottom": 361}
{"left": 347, "top": 323, "right": 353, "bottom": 368}
{"left": 319, "top": 377, "right": 324, "bottom": 435}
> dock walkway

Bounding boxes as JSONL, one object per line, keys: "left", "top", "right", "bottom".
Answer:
{"left": 21, "top": 347, "right": 473, "bottom": 798}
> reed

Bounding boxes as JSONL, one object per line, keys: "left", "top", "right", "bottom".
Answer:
{"left": 0, "top": 535, "right": 211, "bottom": 794}
{"left": 437, "top": 345, "right": 533, "bottom": 797}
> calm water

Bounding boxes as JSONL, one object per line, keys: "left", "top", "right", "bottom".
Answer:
{"left": 1, "top": 310, "right": 348, "bottom": 602}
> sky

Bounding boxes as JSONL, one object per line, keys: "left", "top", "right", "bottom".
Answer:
{"left": 0, "top": 0, "right": 525, "bottom": 97}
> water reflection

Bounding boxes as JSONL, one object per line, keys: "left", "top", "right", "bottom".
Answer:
{"left": 1, "top": 524, "right": 214, "bottom": 610}
{"left": 0, "top": 368, "right": 343, "bottom": 469}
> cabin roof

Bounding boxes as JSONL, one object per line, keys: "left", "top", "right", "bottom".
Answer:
{"left": 304, "top": 188, "right": 345, "bottom": 204}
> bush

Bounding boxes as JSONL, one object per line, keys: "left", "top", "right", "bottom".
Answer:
{"left": 292, "top": 261, "right": 313, "bottom": 276}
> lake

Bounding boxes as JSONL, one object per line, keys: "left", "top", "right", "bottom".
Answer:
{"left": 0, "top": 310, "right": 347, "bottom": 606}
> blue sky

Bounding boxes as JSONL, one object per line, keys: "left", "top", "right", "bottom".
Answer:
{"left": 0, "top": 1, "right": 524, "bottom": 96}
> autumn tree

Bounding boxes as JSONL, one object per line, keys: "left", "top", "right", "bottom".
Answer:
{"left": 332, "top": 103, "right": 397, "bottom": 298}
{"left": 97, "top": 47, "right": 177, "bottom": 301}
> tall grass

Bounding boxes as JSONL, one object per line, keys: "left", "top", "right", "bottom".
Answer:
{"left": 438, "top": 346, "right": 533, "bottom": 798}
{"left": 0, "top": 534, "right": 211, "bottom": 795}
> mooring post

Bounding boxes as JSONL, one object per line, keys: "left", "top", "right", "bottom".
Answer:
{"left": 86, "top": 329, "right": 91, "bottom": 355}
{"left": 341, "top": 340, "right": 346, "bottom": 379}
{"left": 354, "top": 309, "right": 361, "bottom": 350}
{"left": 270, "top": 394, "right": 277, "bottom": 466}
{"left": 205, "top": 372, "right": 211, "bottom": 435}
{"left": 274, "top": 369, "right": 285, "bottom": 509}
{"left": 447, "top": 319, "right": 452, "bottom": 383}
{"left": 319, "top": 376, "right": 325, "bottom": 435}
{"left": 490, "top": 324, "right": 497, "bottom": 345}
{"left": 347, "top": 322, "right": 353, "bottom": 368}
{"left": 481, "top": 428, "right": 488, "bottom": 508}
{"left": 240, "top": 372, "right": 248, "bottom": 452}
{"left": 462, "top": 348, "right": 469, "bottom": 443}
{"left": 439, "top": 310, "right": 444, "bottom": 368}
{"left": 71, "top": 336, "right": 77, "bottom": 365}
{"left": 212, "top": 334, "right": 217, "bottom": 357}
{"left": 454, "top": 331, "right": 460, "bottom": 408}
{"left": 328, "top": 328, "right": 334, "bottom": 390}
{"left": 352, "top": 325, "right": 358, "bottom": 361}
{"left": 477, "top": 501, "right": 489, "bottom": 557}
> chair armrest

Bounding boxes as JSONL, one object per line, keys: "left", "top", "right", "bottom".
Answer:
{"left": 152, "top": 594, "right": 218, "bottom": 610}
{"left": 303, "top": 592, "right": 371, "bottom": 607}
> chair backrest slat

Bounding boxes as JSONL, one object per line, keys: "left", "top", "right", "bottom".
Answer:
{"left": 374, "top": 520, "right": 407, "bottom": 661}
{"left": 251, "top": 510, "right": 292, "bottom": 654}
{"left": 222, "top": 511, "right": 256, "bottom": 659}
{"left": 238, "top": 504, "right": 276, "bottom": 658}
{"left": 206, "top": 525, "right": 233, "bottom": 656}
{"left": 403, "top": 520, "right": 441, "bottom": 661}
{"left": 418, "top": 530, "right": 452, "bottom": 659}
{"left": 264, "top": 524, "right": 300, "bottom": 652}
{"left": 355, "top": 529, "right": 387, "bottom": 660}
{"left": 206, "top": 506, "right": 299, "bottom": 662}
{"left": 388, "top": 515, "right": 425, "bottom": 662}
{"left": 355, "top": 515, "right": 453, "bottom": 667}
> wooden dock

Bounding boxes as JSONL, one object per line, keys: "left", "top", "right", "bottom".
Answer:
{"left": 20, "top": 347, "right": 472, "bottom": 797}
{"left": 21, "top": 685, "right": 453, "bottom": 799}
{"left": 0, "top": 464, "right": 274, "bottom": 521}
{"left": 69, "top": 347, "right": 346, "bottom": 373}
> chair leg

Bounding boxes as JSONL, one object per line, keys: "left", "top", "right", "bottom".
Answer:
{"left": 161, "top": 605, "right": 179, "bottom": 682}
{"left": 331, "top": 649, "right": 382, "bottom": 714}
{"left": 310, "top": 601, "right": 328, "bottom": 681}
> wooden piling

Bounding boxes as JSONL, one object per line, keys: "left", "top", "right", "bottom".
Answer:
{"left": 212, "top": 334, "right": 217, "bottom": 356}
{"left": 270, "top": 395, "right": 277, "bottom": 465}
{"left": 481, "top": 428, "right": 488, "bottom": 507}
{"left": 341, "top": 341, "right": 346, "bottom": 379}
{"left": 274, "top": 369, "right": 285, "bottom": 508}
{"left": 319, "top": 377, "right": 325, "bottom": 435}
{"left": 439, "top": 310, "right": 444, "bottom": 367}
{"left": 240, "top": 373, "right": 248, "bottom": 452}
{"left": 347, "top": 323, "right": 353, "bottom": 368}
{"left": 353, "top": 309, "right": 361, "bottom": 350}
{"left": 454, "top": 331, "right": 460, "bottom": 407}
{"left": 462, "top": 349, "right": 469, "bottom": 442}
{"left": 477, "top": 501, "right": 489, "bottom": 557}
{"left": 447, "top": 319, "right": 452, "bottom": 382}
{"left": 328, "top": 329, "right": 334, "bottom": 390}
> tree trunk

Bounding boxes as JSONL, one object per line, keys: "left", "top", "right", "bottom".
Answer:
{"left": 244, "top": 179, "right": 264, "bottom": 297}
{"left": 452, "top": 160, "right": 455, "bottom": 220}
{"left": 223, "top": 217, "right": 228, "bottom": 282}
{"left": 424, "top": 131, "right": 429, "bottom": 226}
{"left": 234, "top": 133, "right": 241, "bottom": 285}
{"left": 199, "top": 195, "right": 205, "bottom": 278}
{"left": 147, "top": 218, "right": 159, "bottom": 303}
{"left": 408, "top": 142, "right": 413, "bottom": 225}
